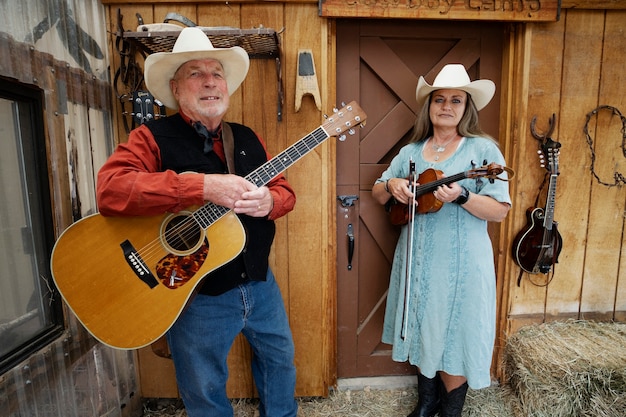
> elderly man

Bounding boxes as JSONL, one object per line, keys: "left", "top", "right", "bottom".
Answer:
{"left": 97, "top": 27, "right": 298, "bottom": 417}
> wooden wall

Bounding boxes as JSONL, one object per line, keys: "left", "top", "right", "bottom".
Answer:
{"left": 101, "top": 0, "right": 626, "bottom": 395}
{"left": 497, "top": 4, "right": 626, "bottom": 376}
{"left": 101, "top": 0, "right": 336, "bottom": 398}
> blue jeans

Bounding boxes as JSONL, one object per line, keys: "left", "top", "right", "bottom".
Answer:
{"left": 166, "top": 269, "right": 298, "bottom": 417}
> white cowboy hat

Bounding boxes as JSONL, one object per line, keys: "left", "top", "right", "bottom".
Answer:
{"left": 144, "top": 27, "right": 250, "bottom": 109}
{"left": 415, "top": 64, "right": 495, "bottom": 111}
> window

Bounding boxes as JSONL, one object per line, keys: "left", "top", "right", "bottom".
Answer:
{"left": 0, "top": 78, "right": 63, "bottom": 374}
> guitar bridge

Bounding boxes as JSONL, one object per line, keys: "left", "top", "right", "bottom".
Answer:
{"left": 121, "top": 240, "right": 159, "bottom": 288}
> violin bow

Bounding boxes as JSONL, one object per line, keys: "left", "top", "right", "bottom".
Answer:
{"left": 401, "top": 158, "right": 417, "bottom": 340}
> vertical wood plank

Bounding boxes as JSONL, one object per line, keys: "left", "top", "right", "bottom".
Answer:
{"left": 494, "top": 22, "right": 520, "bottom": 380}
{"left": 547, "top": 10, "right": 605, "bottom": 318}
{"left": 603, "top": 11, "right": 626, "bottom": 321}
{"left": 508, "top": 18, "right": 565, "bottom": 318}
{"left": 283, "top": 2, "right": 330, "bottom": 396}
{"left": 581, "top": 9, "right": 626, "bottom": 318}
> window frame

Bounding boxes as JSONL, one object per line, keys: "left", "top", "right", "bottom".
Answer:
{"left": 0, "top": 77, "right": 64, "bottom": 375}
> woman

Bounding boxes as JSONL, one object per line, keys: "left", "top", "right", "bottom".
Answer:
{"left": 372, "top": 64, "right": 511, "bottom": 417}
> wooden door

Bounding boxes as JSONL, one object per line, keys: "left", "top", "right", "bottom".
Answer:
{"left": 336, "top": 19, "right": 504, "bottom": 377}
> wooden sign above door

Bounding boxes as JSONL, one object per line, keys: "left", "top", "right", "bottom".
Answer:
{"left": 319, "top": 0, "right": 561, "bottom": 21}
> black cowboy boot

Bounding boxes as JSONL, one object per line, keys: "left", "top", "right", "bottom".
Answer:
{"left": 439, "top": 382, "right": 468, "bottom": 417}
{"left": 407, "top": 372, "right": 442, "bottom": 417}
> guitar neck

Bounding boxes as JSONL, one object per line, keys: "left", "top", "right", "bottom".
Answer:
{"left": 192, "top": 127, "right": 330, "bottom": 228}
{"left": 414, "top": 171, "right": 469, "bottom": 196}
{"left": 245, "top": 127, "right": 328, "bottom": 187}
{"left": 543, "top": 173, "right": 558, "bottom": 230}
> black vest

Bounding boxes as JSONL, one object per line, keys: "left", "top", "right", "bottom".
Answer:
{"left": 145, "top": 114, "right": 276, "bottom": 295}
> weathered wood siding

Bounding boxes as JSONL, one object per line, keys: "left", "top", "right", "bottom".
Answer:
{"left": 0, "top": 1, "right": 141, "bottom": 416}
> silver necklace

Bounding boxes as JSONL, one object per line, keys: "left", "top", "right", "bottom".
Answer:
{"left": 430, "top": 136, "right": 457, "bottom": 160}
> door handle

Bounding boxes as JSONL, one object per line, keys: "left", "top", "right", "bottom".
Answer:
{"left": 347, "top": 223, "right": 354, "bottom": 270}
{"left": 337, "top": 195, "right": 358, "bottom": 270}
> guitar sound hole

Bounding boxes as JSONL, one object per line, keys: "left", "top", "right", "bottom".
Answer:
{"left": 163, "top": 214, "right": 203, "bottom": 252}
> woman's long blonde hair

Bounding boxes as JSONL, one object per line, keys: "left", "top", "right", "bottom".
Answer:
{"left": 410, "top": 92, "right": 497, "bottom": 144}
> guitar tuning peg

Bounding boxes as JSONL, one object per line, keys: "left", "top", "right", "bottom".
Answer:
{"left": 323, "top": 114, "right": 328, "bottom": 119}
{"left": 333, "top": 107, "right": 338, "bottom": 113}
{"left": 341, "top": 101, "right": 346, "bottom": 107}
{"left": 338, "top": 134, "right": 347, "bottom": 142}
{"left": 348, "top": 128, "right": 355, "bottom": 135}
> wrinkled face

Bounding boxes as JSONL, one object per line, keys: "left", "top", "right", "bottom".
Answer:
{"left": 429, "top": 89, "right": 467, "bottom": 129}
{"left": 171, "top": 58, "right": 229, "bottom": 125}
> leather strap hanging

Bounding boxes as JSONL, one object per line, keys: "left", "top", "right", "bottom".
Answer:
{"left": 221, "top": 122, "right": 236, "bottom": 174}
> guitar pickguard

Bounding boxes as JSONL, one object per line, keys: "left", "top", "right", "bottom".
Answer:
{"left": 156, "top": 239, "right": 210, "bottom": 288}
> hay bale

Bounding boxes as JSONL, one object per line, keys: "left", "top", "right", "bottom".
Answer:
{"left": 504, "top": 320, "right": 626, "bottom": 417}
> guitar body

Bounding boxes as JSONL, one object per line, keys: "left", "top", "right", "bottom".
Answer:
{"left": 512, "top": 207, "right": 563, "bottom": 274}
{"left": 51, "top": 210, "right": 245, "bottom": 349}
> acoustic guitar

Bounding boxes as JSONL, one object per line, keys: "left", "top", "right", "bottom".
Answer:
{"left": 512, "top": 139, "right": 563, "bottom": 274}
{"left": 51, "top": 101, "right": 366, "bottom": 349}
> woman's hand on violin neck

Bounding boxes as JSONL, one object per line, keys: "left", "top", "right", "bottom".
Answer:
{"left": 433, "top": 183, "right": 462, "bottom": 204}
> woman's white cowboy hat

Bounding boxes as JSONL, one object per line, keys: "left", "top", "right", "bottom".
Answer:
{"left": 144, "top": 27, "right": 250, "bottom": 109}
{"left": 415, "top": 64, "right": 495, "bottom": 111}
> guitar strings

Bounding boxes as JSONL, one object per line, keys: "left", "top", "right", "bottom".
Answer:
{"left": 134, "top": 206, "right": 229, "bottom": 275}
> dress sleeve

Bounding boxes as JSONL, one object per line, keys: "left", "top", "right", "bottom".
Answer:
{"left": 474, "top": 139, "right": 512, "bottom": 205}
{"left": 96, "top": 125, "right": 205, "bottom": 216}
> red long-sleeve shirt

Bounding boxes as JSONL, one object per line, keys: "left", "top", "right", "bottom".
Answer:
{"left": 97, "top": 120, "right": 296, "bottom": 220}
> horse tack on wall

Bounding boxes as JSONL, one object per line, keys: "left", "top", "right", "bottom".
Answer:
{"left": 113, "top": 9, "right": 284, "bottom": 126}
{"left": 583, "top": 105, "right": 626, "bottom": 187}
{"left": 319, "top": 0, "right": 561, "bottom": 21}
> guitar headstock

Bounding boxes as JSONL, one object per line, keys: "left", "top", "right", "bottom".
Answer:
{"left": 539, "top": 138, "right": 561, "bottom": 175}
{"left": 322, "top": 101, "right": 367, "bottom": 141}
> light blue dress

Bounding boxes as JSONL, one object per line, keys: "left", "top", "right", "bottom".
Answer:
{"left": 377, "top": 136, "right": 511, "bottom": 389}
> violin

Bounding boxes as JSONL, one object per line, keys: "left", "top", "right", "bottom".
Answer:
{"left": 386, "top": 162, "right": 510, "bottom": 226}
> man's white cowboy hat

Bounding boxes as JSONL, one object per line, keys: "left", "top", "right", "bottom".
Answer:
{"left": 144, "top": 27, "right": 250, "bottom": 109}
{"left": 415, "top": 64, "right": 495, "bottom": 111}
